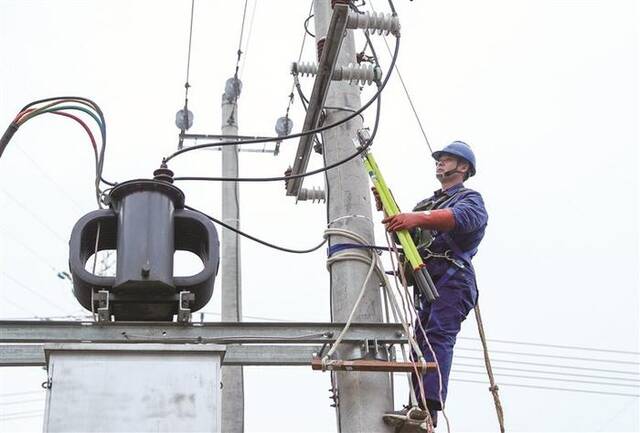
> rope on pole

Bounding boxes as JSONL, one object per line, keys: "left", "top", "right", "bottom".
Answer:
{"left": 474, "top": 302, "right": 506, "bottom": 433}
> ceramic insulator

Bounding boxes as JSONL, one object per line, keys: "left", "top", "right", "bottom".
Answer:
{"left": 346, "top": 11, "right": 400, "bottom": 36}
{"left": 296, "top": 186, "right": 326, "bottom": 204}
{"left": 292, "top": 62, "right": 381, "bottom": 86}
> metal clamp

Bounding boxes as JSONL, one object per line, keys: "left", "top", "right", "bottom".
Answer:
{"left": 178, "top": 291, "right": 195, "bottom": 323}
{"left": 92, "top": 290, "right": 111, "bottom": 322}
{"left": 357, "top": 339, "right": 388, "bottom": 361}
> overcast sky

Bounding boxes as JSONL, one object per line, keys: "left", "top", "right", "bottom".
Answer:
{"left": 0, "top": 0, "right": 638, "bottom": 432}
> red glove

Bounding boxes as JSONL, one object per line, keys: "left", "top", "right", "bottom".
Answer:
{"left": 382, "top": 209, "right": 455, "bottom": 232}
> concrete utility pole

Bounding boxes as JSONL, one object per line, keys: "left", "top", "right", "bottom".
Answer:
{"left": 314, "top": 1, "right": 393, "bottom": 431}
{"left": 220, "top": 81, "right": 244, "bottom": 433}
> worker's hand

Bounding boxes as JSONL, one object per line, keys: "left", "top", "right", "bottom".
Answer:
{"left": 382, "top": 212, "right": 429, "bottom": 232}
{"left": 383, "top": 209, "right": 456, "bottom": 232}
{"left": 371, "top": 187, "right": 383, "bottom": 212}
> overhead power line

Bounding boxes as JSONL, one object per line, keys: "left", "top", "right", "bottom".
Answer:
{"left": 0, "top": 413, "right": 43, "bottom": 421}
{"left": 1, "top": 272, "right": 70, "bottom": 314}
{"left": 452, "top": 368, "right": 640, "bottom": 389}
{"left": 366, "top": 0, "right": 433, "bottom": 153}
{"left": 0, "top": 391, "right": 43, "bottom": 398}
{"left": 238, "top": 0, "right": 258, "bottom": 80}
{"left": 0, "top": 294, "right": 34, "bottom": 316}
{"left": 456, "top": 346, "right": 640, "bottom": 365}
{"left": 184, "top": 0, "right": 196, "bottom": 87}
{"left": 233, "top": 0, "right": 250, "bottom": 79}
{"left": 165, "top": 33, "right": 399, "bottom": 165}
{"left": 15, "top": 147, "right": 85, "bottom": 212}
{"left": 451, "top": 378, "right": 639, "bottom": 398}
{"left": 0, "top": 399, "right": 44, "bottom": 406}
{"left": 458, "top": 335, "right": 640, "bottom": 356}
{"left": 455, "top": 355, "right": 639, "bottom": 376}
{"left": 454, "top": 362, "right": 640, "bottom": 383}
{"left": 0, "top": 188, "right": 67, "bottom": 244}
{"left": 0, "top": 409, "right": 44, "bottom": 419}
{"left": 0, "top": 227, "right": 64, "bottom": 275}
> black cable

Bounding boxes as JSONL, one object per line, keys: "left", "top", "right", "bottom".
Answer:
{"left": 184, "top": 205, "right": 327, "bottom": 254}
{"left": 303, "top": 13, "right": 315, "bottom": 37}
{"left": 164, "top": 35, "right": 400, "bottom": 163}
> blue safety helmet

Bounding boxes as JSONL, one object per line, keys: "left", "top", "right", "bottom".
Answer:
{"left": 432, "top": 140, "right": 476, "bottom": 177}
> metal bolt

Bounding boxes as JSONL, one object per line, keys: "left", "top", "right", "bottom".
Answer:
{"left": 141, "top": 260, "right": 151, "bottom": 277}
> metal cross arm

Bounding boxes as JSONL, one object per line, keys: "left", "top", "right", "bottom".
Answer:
{"left": 0, "top": 344, "right": 322, "bottom": 367}
{"left": 0, "top": 321, "right": 407, "bottom": 344}
{"left": 311, "top": 357, "right": 437, "bottom": 373}
{"left": 285, "top": 3, "right": 350, "bottom": 196}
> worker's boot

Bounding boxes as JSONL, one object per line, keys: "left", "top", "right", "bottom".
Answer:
{"left": 383, "top": 406, "right": 429, "bottom": 431}
{"left": 429, "top": 409, "right": 438, "bottom": 428}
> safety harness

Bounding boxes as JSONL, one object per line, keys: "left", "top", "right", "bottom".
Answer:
{"left": 412, "top": 187, "right": 477, "bottom": 289}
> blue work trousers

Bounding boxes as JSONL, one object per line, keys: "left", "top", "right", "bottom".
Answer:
{"left": 412, "top": 270, "right": 477, "bottom": 410}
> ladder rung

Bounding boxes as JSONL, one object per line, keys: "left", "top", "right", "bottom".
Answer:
{"left": 311, "top": 358, "right": 437, "bottom": 373}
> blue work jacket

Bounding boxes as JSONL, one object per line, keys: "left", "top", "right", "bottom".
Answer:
{"left": 413, "top": 182, "right": 488, "bottom": 284}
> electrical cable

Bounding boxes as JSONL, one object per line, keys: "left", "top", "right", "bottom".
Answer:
{"left": 0, "top": 399, "right": 44, "bottom": 406}
{"left": 451, "top": 369, "right": 640, "bottom": 389}
{"left": 164, "top": 34, "right": 400, "bottom": 164}
{"left": 0, "top": 188, "right": 67, "bottom": 244}
{"left": 233, "top": 0, "right": 250, "bottom": 80}
{"left": 449, "top": 378, "right": 640, "bottom": 398}
{"left": 177, "top": 0, "right": 196, "bottom": 150}
{"left": 238, "top": 0, "right": 258, "bottom": 81}
{"left": 0, "top": 410, "right": 44, "bottom": 418}
{"left": 454, "top": 355, "right": 639, "bottom": 376}
{"left": 0, "top": 414, "right": 43, "bottom": 422}
{"left": 0, "top": 293, "right": 35, "bottom": 316}
{"left": 184, "top": 205, "right": 326, "bottom": 254}
{"left": 1, "top": 272, "right": 70, "bottom": 314}
{"left": 1, "top": 96, "right": 114, "bottom": 206}
{"left": 0, "top": 227, "right": 64, "bottom": 274}
{"left": 282, "top": 0, "right": 315, "bottom": 127}
{"left": 185, "top": 0, "right": 195, "bottom": 87}
{"left": 304, "top": 13, "right": 315, "bottom": 37}
{"left": 457, "top": 336, "right": 640, "bottom": 356}
{"left": 452, "top": 362, "right": 640, "bottom": 383}
{"left": 0, "top": 391, "right": 43, "bottom": 398}
{"left": 367, "top": 0, "right": 433, "bottom": 153}
{"left": 455, "top": 346, "right": 640, "bottom": 366}
{"left": 14, "top": 146, "right": 85, "bottom": 211}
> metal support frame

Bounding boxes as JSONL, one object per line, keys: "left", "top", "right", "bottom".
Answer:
{"left": 0, "top": 321, "right": 408, "bottom": 368}
{"left": 0, "top": 344, "right": 322, "bottom": 367}
{"left": 180, "top": 133, "right": 272, "bottom": 141}
{"left": 285, "top": 3, "right": 350, "bottom": 196}
{"left": 0, "top": 321, "right": 406, "bottom": 344}
{"left": 311, "top": 358, "right": 436, "bottom": 373}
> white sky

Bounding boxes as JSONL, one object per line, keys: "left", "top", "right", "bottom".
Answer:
{"left": 0, "top": 0, "right": 638, "bottom": 432}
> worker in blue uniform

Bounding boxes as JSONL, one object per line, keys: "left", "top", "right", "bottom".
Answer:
{"left": 378, "top": 141, "right": 488, "bottom": 431}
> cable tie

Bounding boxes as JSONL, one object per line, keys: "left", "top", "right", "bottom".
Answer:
{"left": 489, "top": 385, "right": 500, "bottom": 392}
